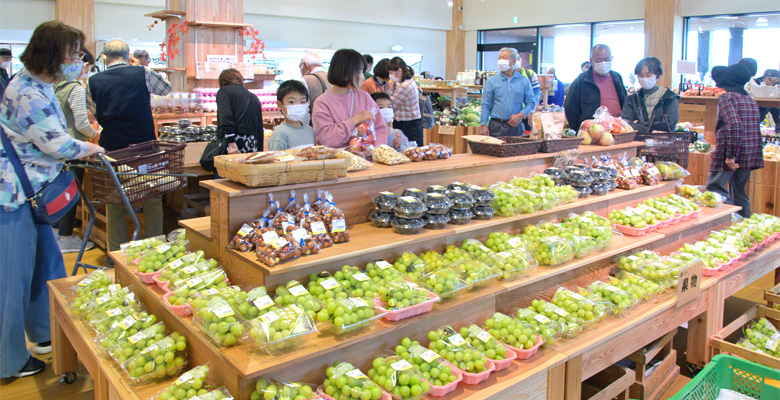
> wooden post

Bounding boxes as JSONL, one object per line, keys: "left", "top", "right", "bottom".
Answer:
{"left": 445, "top": 0, "right": 465, "bottom": 80}
{"left": 644, "top": 0, "right": 683, "bottom": 89}
{"left": 55, "top": 0, "right": 95, "bottom": 54}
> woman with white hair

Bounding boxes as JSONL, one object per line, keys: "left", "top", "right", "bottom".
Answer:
{"left": 300, "top": 52, "right": 332, "bottom": 114}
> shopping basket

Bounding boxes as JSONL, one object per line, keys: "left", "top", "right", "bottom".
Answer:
{"left": 669, "top": 354, "right": 780, "bottom": 400}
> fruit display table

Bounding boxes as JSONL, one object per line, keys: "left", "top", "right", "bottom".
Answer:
{"left": 50, "top": 143, "right": 780, "bottom": 400}
{"left": 679, "top": 96, "right": 780, "bottom": 145}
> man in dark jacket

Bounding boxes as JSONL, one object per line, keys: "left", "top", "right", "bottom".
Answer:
{"left": 564, "top": 44, "right": 627, "bottom": 132}
{"left": 0, "top": 48, "right": 12, "bottom": 97}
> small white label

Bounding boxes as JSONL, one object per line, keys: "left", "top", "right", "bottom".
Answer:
{"left": 237, "top": 224, "right": 253, "bottom": 237}
{"left": 320, "top": 278, "right": 339, "bottom": 290}
{"left": 421, "top": 350, "right": 440, "bottom": 363}
{"left": 213, "top": 304, "right": 235, "bottom": 318}
{"left": 118, "top": 316, "right": 136, "bottom": 330}
{"left": 771, "top": 332, "right": 780, "bottom": 341}
{"left": 175, "top": 372, "right": 192, "bottom": 385}
{"left": 155, "top": 243, "right": 171, "bottom": 253}
{"left": 140, "top": 343, "right": 157, "bottom": 355}
{"left": 108, "top": 284, "right": 120, "bottom": 293}
{"left": 553, "top": 308, "right": 569, "bottom": 317}
{"left": 477, "top": 331, "right": 493, "bottom": 343}
{"left": 352, "top": 273, "right": 369, "bottom": 282}
{"left": 766, "top": 339, "right": 779, "bottom": 352}
{"left": 604, "top": 284, "right": 621, "bottom": 293}
{"left": 534, "top": 314, "right": 551, "bottom": 324}
{"left": 130, "top": 241, "right": 144, "bottom": 248}
{"left": 182, "top": 265, "right": 199, "bottom": 275}
{"left": 169, "top": 259, "right": 185, "bottom": 270}
{"left": 350, "top": 298, "right": 367, "bottom": 308}
{"left": 571, "top": 293, "right": 586, "bottom": 300}
{"left": 128, "top": 331, "right": 145, "bottom": 344}
{"left": 331, "top": 219, "right": 347, "bottom": 233}
{"left": 497, "top": 251, "right": 512, "bottom": 259}
{"left": 400, "top": 196, "right": 417, "bottom": 202}
{"left": 270, "top": 237, "right": 289, "bottom": 250}
{"left": 78, "top": 277, "right": 93, "bottom": 287}
{"left": 252, "top": 295, "right": 274, "bottom": 311}
{"left": 508, "top": 237, "right": 523, "bottom": 248}
{"left": 261, "top": 231, "right": 279, "bottom": 243}
{"left": 96, "top": 295, "right": 111, "bottom": 305}
{"left": 346, "top": 369, "right": 367, "bottom": 379}
{"left": 310, "top": 221, "right": 327, "bottom": 235}
{"left": 380, "top": 191, "right": 395, "bottom": 196}
{"left": 288, "top": 285, "right": 308, "bottom": 297}
{"left": 292, "top": 228, "right": 310, "bottom": 242}
{"left": 376, "top": 260, "right": 392, "bottom": 270}
{"left": 725, "top": 236, "right": 737, "bottom": 245}
{"left": 391, "top": 359, "right": 413, "bottom": 371}
{"left": 186, "top": 277, "right": 203, "bottom": 288}
{"left": 260, "top": 311, "right": 279, "bottom": 324}
{"left": 106, "top": 307, "right": 123, "bottom": 317}
{"left": 478, "top": 245, "right": 492, "bottom": 253}
{"left": 448, "top": 334, "right": 467, "bottom": 347}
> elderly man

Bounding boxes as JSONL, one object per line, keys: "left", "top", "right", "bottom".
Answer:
{"left": 299, "top": 52, "right": 332, "bottom": 113}
{"left": 87, "top": 40, "right": 172, "bottom": 255}
{"left": 479, "top": 47, "right": 536, "bottom": 137}
{"left": 0, "top": 48, "right": 11, "bottom": 96}
{"left": 132, "top": 49, "right": 150, "bottom": 67}
{"left": 564, "top": 44, "right": 627, "bottom": 132}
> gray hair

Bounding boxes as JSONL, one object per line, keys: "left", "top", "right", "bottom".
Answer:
{"left": 300, "top": 52, "right": 323, "bottom": 68}
{"left": 498, "top": 47, "right": 518, "bottom": 60}
{"left": 132, "top": 49, "right": 149, "bottom": 60}
{"left": 104, "top": 40, "right": 130, "bottom": 63}
{"left": 546, "top": 67, "right": 556, "bottom": 75}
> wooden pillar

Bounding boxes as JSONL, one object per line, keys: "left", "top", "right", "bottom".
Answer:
{"left": 644, "top": 0, "right": 683, "bottom": 89}
{"left": 446, "top": 0, "right": 465, "bottom": 80}
{"left": 55, "top": 0, "right": 96, "bottom": 54}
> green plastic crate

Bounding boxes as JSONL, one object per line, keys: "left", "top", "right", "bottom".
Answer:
{"left": 671, "top": 355, "right": 780, "bottom": 400}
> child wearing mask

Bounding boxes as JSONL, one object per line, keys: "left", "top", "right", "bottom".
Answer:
{"left": 371, "top": 92, "right": 409, "bottom": 150}
{"left": 268, "top": 80, "right": 316, "bottom": 150}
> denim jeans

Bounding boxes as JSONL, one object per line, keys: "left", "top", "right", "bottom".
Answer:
{"left": 706, "top": 168, "right": 752, "bottom": 218}
{"left": 0, "top": 203, "right": 66, "bottom": 377}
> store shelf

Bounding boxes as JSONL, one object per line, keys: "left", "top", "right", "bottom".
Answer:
{"left": 151, "top": 67, "right": 186, "bottom": 72}
{"left": 144, "top": 10, "right": 186, "bottom": 19}
{"left": 186, "top": 21, "right": 252, "bottom": 28}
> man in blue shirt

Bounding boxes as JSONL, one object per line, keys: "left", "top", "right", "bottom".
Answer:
{"left": 480, "top": 47, "right": 536, "bottom": 137}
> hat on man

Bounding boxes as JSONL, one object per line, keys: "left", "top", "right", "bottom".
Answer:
{"left": 761, "top": 69, "right": 780, "bottom": 80}
{"left": 0, "top": 48, "right": 11, "bottom": 57}
{"left": 712, "top": 64, "right": 752, "bottom": 93}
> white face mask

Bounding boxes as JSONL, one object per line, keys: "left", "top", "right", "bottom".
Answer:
{"left": 0, "top": 61, "right": 10, "bottom": 69}
{"left": 380, "top": 108, "right": 394, "bottom": 123}
{"left": 390, "top": 73, "right": 400, "bottom": 83}
{"left": 284, "top": 104, "right": 308, "bottom": 122}
{"left": 593, "top": 61, "right": 612, "bottom": 76}
{"left": 497, "top": 59, "right": 512, "bottom": 72}
{"left": 638, "top": 76, "right": 657, "bottom": 90}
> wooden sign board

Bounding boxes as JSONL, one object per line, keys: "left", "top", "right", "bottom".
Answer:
{"left": 438, "top": 125, "right": 456, "bottom": 136}
{"left": 676, "top": 260, "right": 703, "bottom": 308}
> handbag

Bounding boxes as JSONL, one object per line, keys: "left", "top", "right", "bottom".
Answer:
{"left": 0, "top": 124, "right": 80, "bottom": 225}
{"left": 199, "top": 136, "right": 228, "bottom": 173}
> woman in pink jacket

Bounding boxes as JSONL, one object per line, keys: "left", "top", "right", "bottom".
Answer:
{"left": 312, "top": 49, "right": 388, "bottom": 148}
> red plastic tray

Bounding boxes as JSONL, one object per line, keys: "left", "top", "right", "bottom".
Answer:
{"left": 135, "top": 269, "right": 160, "bottom": 284}
{"left": 162, "top": 292, "right": 192, "bottom": 317}
{"left": 316, "top": 386, "right": 391, "bottom": 400}
{"left": 486, "top": 347, "right": 517, "bottom": 372}
{"left": 702, "top": 263, "right": 727, "bottom": 277}
{"left": 452, "top": 360, "right": 495, "bottom": 385}
{"left": 612, "top": 223, "right": 650, "bottom": 237}
{"left": 375, "top": 290, "right": 440, "bottom": 322}
{"left": 427, "top": 365, "right": 464, "bottom": 397}
{"left": 503, "top": 335, "right": 544, "bottom": 360}
{"left": 152, "top": 274, "right": 170, "bottom": 292}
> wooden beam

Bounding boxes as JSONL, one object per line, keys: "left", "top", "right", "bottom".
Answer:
{"left": 55, "top": 0, "right": 95, "bottom": 54}
{"left": 644, "top": 0, "right": 683, "bottom": 89}
{"left": 446, "top": 0, "right": 465, "bottom": 80}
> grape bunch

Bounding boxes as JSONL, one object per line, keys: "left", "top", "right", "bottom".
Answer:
{"left": 515, "top": 308, "right": 563, "bottom": 346}
{"left": 157, "top": 251, "right": 207, "bottom": 284}
{"left": 378, "top": 281, "right": 431, "bottom": 311}
{"left": 672, "top": 245, "right": 719, "bottom": 269}
{"left": 249, "top": 304, "right": 317, "bottom": 353}
{"left": 251, "top": 378, "right": 315, "bottom": 400}
{"left": 170, "top": 387, "right": 230, "bottom": 400}
{"left": 617, "top": 250, "right": 660, "bottom": 273}
{"left": 459, "top": 324, "right": 509, "bottom": 360}
{"left": 449, "top": 259, "right": 500, "bottom": 288}
{"left": 587, "top": 280, "right": 638, "bottom": 313}
{"left": 461, "top": 238, "right": 495, "bottom": 259}
{"left": 528, "top": 300, "right": 582, "bottom": 338}
{"left": 97, "top": 311, "right": 159, "bottom": 349}
{"left": 308, "top": 272, "right": 351, "bottom": 302}
{"left": 108, "top": 323, "right": 166, "bottom": 363}
{"left": 658, "top": 194, "right": 699, "bottom": 213}
{"left": 193, "top": 296, "right": 246, "bottom": 347}
{"left": 490, "top": 183, "right": 541, "bottom": 216}
{"left": 71, "top": 283, "right": 128, "bottom": 318}
{"left": 274, "top": 280, "right": 323, "bottom": 319}
{"left": 157, "top": 364, "right": 210, "bottom": 400}
{"left": 487, "top": 248, "right": 535, "bottom": 281}
{"left": 510, "top": 175, "right": 558, "bottom": 210}
{"left": 167, "top": 269, "right": 230, "bottom": 307}
{"left": 368, "top": 356, "right": 430, "bottom": 399}
{"left": 417, "top": 268, "right": 469, "bottom": 299}
{"left": 236, "top": 286, "right": 272, "bottom": 319}
{"left": 121, "top": 332, "right": 187, "bottom": 382}
{"left": 87, "top": 297, "right": 141, "bottom": 334}
{"left": 609, "top": 207, "right": 654, "bottom": 228}
{"left": 749, "top": 317, "right": 780, "bottom": 340}
{"left": 317, "top": 297, "right": 378, "bottom": 334}
{"left": 743, "top": 327, "right": 780, "bottom": 358}
{"left": 527, "top": 236, "right": 575, "bottom": 267}
{"left": 485, "top": 232, "right": 525, "bottom": 252}
{"left": 137, "top": 240, "right": 188, "bottom": 273}
{"left": 551, "top": 287, "right": 607, "bottom": 325}
{"left": 166, "top": 260, "right": 221, "bottom": 288}
{"left": 677, "top": 185, "right": 701, "bottom": 201}
{"left": 335, "top": 265, "right": 380, "bottom": 300}
{"left": 636, "top": 204, "right": 672, "bottom": 222}
{"left": 631, "top": 259, "right": 681, "bottom": 290}
{"left": 427, "top": 327, "right": 489, "bottom": 373}
{"left": 643, "top": 198, "right": 682, "bottom": 216}
{"left": 613, "top": 270, "right": 662, "bottom": 295}
{"left": 419, "top": 251, "right": 451, "bottom": 269}
{"left": 485, "top": 312, "right": 539, "bottom": 350}
{"left": 395, "top": 339, "right": 459, "bottom": 387}
{"left": 120, "top": 236, "right": 165, "bottom": 264}
{"left": 365, "top": 260, "right": 405, "bottom": 286}
{"left": 322, "top": 361, "right": 383, "bottom": 400}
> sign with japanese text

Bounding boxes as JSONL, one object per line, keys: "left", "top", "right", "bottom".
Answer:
{"left": 676, "top": 260, "right": 703, "bottom": 308}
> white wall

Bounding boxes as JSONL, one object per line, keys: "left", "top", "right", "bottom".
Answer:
{"left": 0, "top": 0, "right": 55, "bottom": 41}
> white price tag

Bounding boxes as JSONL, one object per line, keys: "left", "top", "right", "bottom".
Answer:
{"left": 270, "top": 237, "right": 289, "bottom": 250}
{"left": 182, "top": 265, "right": 199, "bottom": 274}
{"left": 96, "top": 295, "right": 111, "bottom": 305}
{"left": 604, "top": 284, "right": 621, "bottom": 292}
{"left": 571, "top": 293, "right": 586, "bottom": 300}
{"left": 130, "top": 240, "right": 144, "bottom": 248}
{"left": 508, "top": 237, "right": 523, "bottom": 248}
{"left": 288, "top": 285, "right": 308, "bottom": 297}
{"left": 553, "top": 308, "right": 570, "bottom": 317}
{"left": 105, "top": 307, "right": 123, "bottom": 317}
{"left": 478, "top": 245, "right": 492, "bottom": 253}
{"left": 213, "top": 304, "right": 235, "bottom": 318}
{"left": 421, "top": 350, "right": 440, "bottom": 363}
{"left": 350, "top": 298, "right": 367, "bottom": 308}
{"left": 310, "top": 221, "right": 327, "bottom": 235}
{"left": 253, "top": 295, "right": 274, "bottom": 311}
{"left": 128, "top": 331, "right": 145, "bottom": 344}
{"left": 140, "top": 343, "right": 158, "bottom": 355}
{"left": 376, "top": 260, "right": 392, "bottom": 270}
{"left": 108, "top": 284, "right": 120, "bottom": 293}
{"left": 725, "top": 236, "right": 737, "bottom": 245}
{"left": 237, "top": 224, "right": 253, "bottom": 237}
{"left": 186, "top": 277, "right": 203, "bottom": 288}
{"left": 260, "top": 311, "right": 279, "bottom": 324}
{"left": 771, "top": 332, "right": 780, "bottom": 341}
{"left": 534, "top": 314, "right": 551, "bottom": 324}
{"left": 766, "top": 339, "right": 779, "bottom": 352}
{"left": 391, "top": 359, "right": 413, "bottom": 371}
{"left": 202, "top": 288, "right": 219, "bottom": 296}
{"left": 352, "top": 272, "right": 369, "bottom": 282}
{"left": 448, "top": 334, "right": 467, "bottom": 347}
{"left": 261, "top": 231, "right": 279, "bottom": 243}
{"left": 78, "top": 277, "right": 93, "bottom": 287}
{"left": 118, "top": 316, "right": 136, "bottom": 330}
{"left": 331, "top": 219, "right": 347, "bottom": 233}
{"left": 168, "top": 258, "right": 185, "bottom": 270}
{"left": 476, "top": 331, "right": 493, "bottom": 343}
{"left": 346, "top": 369, "right": 367, "bottom": 379}
{"left": 292, "top": 228, "right": 310, "bottom": 242}
{"left": 175, "top": 372, "right": 193, "bottom": 385}
{"left": 320, "top": 278, "right": 339, "bottom": 290}
{"left": 155, "top": 243, "right": 171, "bottom": 253}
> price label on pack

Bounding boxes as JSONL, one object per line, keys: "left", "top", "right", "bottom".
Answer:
{"left": 346, "top": 369, "right": 367, "bottom": 379}
{"left": 766, "top": 339, "right": 779, "bottom": 352}
{"left": 291, "top": 228, "right": 310, "bottom": 242}
{"left": 186, "top": 277, "right": 203, "bottom": 288}
{"left": 288, "top": 285, "right": 308, "bottom": 297}
{"left": 630, "top": 168, "right": 640, "bottom": 177}
{"left": 78, "top": 277, "right": 93, "bottom": 287}
{"left": 237, "top": 224, "right": 253, "bottom": 237}
{"left": 721, "top": 244, "right": 738, "bottom": 253}
{"left": 553, "top": 308, "right": 570, "bottom": 317}
{"left": 477, "top": 331, "right": 493, "bottom": 343}
{"left": 604, "top": 284, "right": 621, "bottom": 293}
{"left": 108, "top": 284, "right": 120, "bottom": 293}
{"left": 261, "top": 231, "right": 279, "bottom": 243}
{"left": 448, "top": 334, "right": 467, "bottom": 347}
{"left": 771, "top": 332, "right": 780, "bottom": 341}
{"left": 168, "top": 258, "right": 185, "bottom": 270}
{"left": 534, "top": 314, "right": 551, "bottom": 324}
{"left": 124, "top": 293, "right": 136, "bottom": 304}
{"left": 508, "top": 237, "right": 523, "bottom": 248}
{"left": 140, "top": 344, "right": 158, "bottom": 355}
{"left": 391, "top": 359, "right": 413, "bottom": 371}
{"left": 421, "top": 349, "right": 440, "bottom": 363}
{"left": 352, "top": 272, "right": 369, "bottom": 282}
{"left": 106, "top": 307, "right": 123, "bottom": 317}
{"left": 260, "top": 311, "right": 279, "bottom": 324}
{"left": 128, "top": 331, "right": 146, "bottom": 344}
{"left": 202, "top": 288, "right": 219, "bottom": 296}
{"left": 376, "top": 260, "right": 392, "bottom": 270}
{"left": 320, "top": 278, "right": 339, "bottom": 290}
{"left": 155, "top": 243, "right": 171, "bottom": 253}
{"left": 350, "top": 298, "right": 367, "bottom": 308}
{"left": 649, "top": 166, "right": 660, "bottom": 175}
{"left": 281, "top": 222, "right": 291, "bottom": 232}
{"left": 253, "top": 295, "right": 274, "bottom": 311}
{"left": 270, "top": 237, "right": 289, "bottom": 250}
{"left": 400, "top": 196, "right": 417, "bottom": 203}
{"left": 130, "top": 240, "right": 145, "bottom": 248}
{"left": 96, "top": 294, "right": 111, "bottom": 305}
{"left": 175, "top": 372, "right": 193, "bottom": 385}
{"left": 213, "top": 304, "right": 235, "bottom": 318}
{"left": 479, "top": 245, "right": 492, "bottom": 253}
{"left": 571, "top": 293, "right": 586, "bottom": 300}
{"left": 725, "top": 236, "right": 737, "bottom": 245}
{"left": 310, "top": 221, "right": 327, "bottom": 235}
{"left": 182, "top": 265, "right": 199, "bottom": 275}
{"left": 331, "top": 219, "right": 347, "bottom": 233}
{"left": 118, "top": 316, "right": 136, "bottom": 330}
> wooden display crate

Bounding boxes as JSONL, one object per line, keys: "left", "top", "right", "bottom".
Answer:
{"left": 626, "top": 328, "right": 679, "bottom": 400}
{"left": 581, "top": 365, "right": 634, "bottom": 400}
{"left": 427, "top": 125, "right": 482, "bottom": 154}
{"left": 765, "top": 281, "right": 780, "bottom": 310}
{"left": 710, "top": 304, "right": 780, "bottom": 369}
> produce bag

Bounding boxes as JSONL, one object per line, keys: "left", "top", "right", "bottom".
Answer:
{"left": 107, "top": 322, "right": 166, "bottom": 363}
{"left": 613, "top": 270, "right": 662, "bottom": 295}
{"left": 307, "top": 271, "right": 351, "bottom": 302}
{"left": 333, "top": 149, "right": 372, "bottom": 172}
{"left": 483, "top": 248, "right": 536, "bottom": 281}
{"left": 349, "top": 121, "right": 377, "bottom": 158}
{"left": 639, "top": 162, "right": 662, "bottom": 185}
{"left": 367, "top": 355, "right": 431, "bottom": 399}
{"left": 320, "top": 296, "right": 384, "bottom": 334}
{"left": 319, "top": 193, "right": 349, "bottom": 243}
{"left": 395, "top": 342, "right": 460, "bottom": 387}
{"left": 167, "top": 269, "right": 229, "bottom": 306}
{"left": 320, "top": 362, "right": 384, "bottom": 400}
{"left": 284, "top": 190, "right": 303, "bottom": 217}
{"left": 459, "top": 324, "right": 512, "bottom": 362}
{"left": 577, "top": 106, "right": 634, "bottom": 146}
{"left": 447, "top": 259, "right": 501, "bottom": 288}
{"left": 227, "top": 218, "right": 262, "bottom": 252}
{"left": 607, "top": 276, "right": 653, "bottom": 302}
{"left": 299, "top": 204, "right": 334, "bottom": 250}
{"left": 119, "top": 235, "right": 166, "bottom": 265}
{"left": 154, "top": 364, "right": 213, "bottom": 400}
{"left": 271, "top": 202, "right": 297, "bottom": 235}
{"left": 70, "top": 282, "right": 129, "bottom": 318}
{"left": 255, "top": 233, "right": 303, "bottom": 267}
{"left": 249, "top": 304, "right": 317, "bottom": 354}
{"left": 121, "top": 333, "right": 188, "bottom": 383}
{"left": 484, "top": 312, "right": 541, "bottom": 350}
{"left": 193, "top": 296, "right": 247, "bottom": 347}
{"left": 136, "top": 240, "right": 189, "bottom": 274}
{"left": 416, "top": 268, "right": 471, "bottom": 300}
{"left": 252, "top": 379, "right": 317, "bottom": 400}
{"left": 531, "top": 111, "right": 566, "bottom": 140}
{"left": 166, "top": 260, "right": 222, "bottom": 289}
{"left": 427, "top": 326, "right": 491, "bottom": 374}
{"left": 87, "top": 296, "right": 142, "bottom": 334}
{"left": 657, "top": 161, "right": 690, "bottom": 180}
{"left": 373, "top": 144, "right": 411, "bottom": 165}
{"left": 527, "top": 236, "right": 575, "bottom": 267}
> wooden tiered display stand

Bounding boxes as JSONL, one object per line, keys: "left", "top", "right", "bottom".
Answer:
{"left": 49, "top": 141, "right": 780, "bottom": 400}
{"left": 679, "top": 96, "right": 780, "bottom": 145}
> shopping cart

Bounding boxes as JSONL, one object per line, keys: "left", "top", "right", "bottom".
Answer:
{"left": 67, "top": 141, "right": 193, "bottom": 275}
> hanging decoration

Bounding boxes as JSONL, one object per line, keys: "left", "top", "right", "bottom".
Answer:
{"left": 159, "top": 21, "right": 189, "bottom": 62}
{"left": 241, "top": 27, "right": 266, "bottom": 60}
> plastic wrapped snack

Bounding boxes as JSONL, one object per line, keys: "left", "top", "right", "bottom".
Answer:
{"left": 528, "top": 300, "right": 583, "bottom": 338}
{"left": 107, "top": 322, "right": 166, "bottom": 363}
{"left": 370, "top": 210, "right": 394, "bottom": 228}
{"left": 137, "top": 240, "right": 189, "bottom": 273}
{"left": 427, "top": 326, "right": 492, "bottom": 374}
{"left": 374, "top": 191, "right": 399, "bottom": 212}
{"left": 120, "top": 235, "right": 166, "bottom": 265}
{"left": 528, "top": 236, "right": 575, "bottom": 267}
{"left": 274, "top": 280, "right": 324, "bottom": 320}
{"left": 416, "top": 268, "right": 471, "bottom": 300}
{"left": 551, "top": 287, "right": 608, "bottom": 325}
{"left": 367, "top": 355, "right": 430, "bottom": 399}
{"left": 485, "top": 312, "right": 541, "bottom": 350}
{"left": 423, "top": 213, "right": 450, "bottom": 229}
{"left": 374, "top": 144, "right": 411, "bottom": 165}
{"left": 587, "top": 280, "right": 638, "bottom": 314}
{"left": 320, "top": 194, "right": 350, "bottom": 243}
{"left": 95, "top": 312, "right": 160, "bottom": 351}
{"left": 335, "top": 265, "right": 381, "bottom": 299}
{"left": 121, "top": 333, "right": 187, "bottom": 383}
{"left": 395, "top": 342, "right": 460, "bottom": 389}
{"left": 321, "top": 362, "right": 384, "bottom": 400}
{"left": 252, "top": 379, "right": 317, "bottom": 400}
{"left": 515, "top": 308, "right": 564, "bottom": 346}
{"left": 249, "top": 304, "right": 317, "bottom": 354}
{"left": 193, "top": 296, "right": 247, "bottom": 347}
{"left": 447, "top": 208, "right": 473, "bottom": 225}
{"left": 423, "top": 193, "right": 452, "bottom": 215}
{"left": 155, "top": 364, "right": 212, "bottom": 400}
{"left": 319, "top": 297, "right": 384, "bottom": 334}
{"left": 393, "top": 196, "right": 426, "bottom": 219}
{"left": 334, "top": 149, "right": 373, "bottom": 172}
{"left": 656, "top": 161, "right": 689, "bottom": 180}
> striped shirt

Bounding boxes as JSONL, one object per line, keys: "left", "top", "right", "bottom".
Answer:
{"left": 388, "top": 79, "right": 421, "bottom": 121}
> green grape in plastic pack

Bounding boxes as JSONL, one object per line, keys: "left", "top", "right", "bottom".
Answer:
{"left": 550, "top": 287, "right": 608, "bottom": 325}
{"left": 395, "top": 341, "right": 459, "bottom": 387}
{"left": 335, "top": 265, "right": 381, "bottom": 300}
{"left": 415, "top": 268, "right": 470, "bottom": 300}
{"left": 121, "top": 333, "right": 187, "bottom": 383}
{"left": 322, "top": 361, "right": 383, "bottom": 400}
{"left": 193, "top": 296, "right": 247, "bottom": 347}
{"left": 426, "top": 326, "right": 490, "bottom": 373}
{"left": 249, "top": 304, "right": 317, "bottom": 354}
{"left": 529, "top": 300, "right": 582, "bottom": 338}
{"left": 119, "top": 235, "right": 166, "bottom": 264}
{"left": 274, "top": 280, "right": 323, "bottom": 320}
{"left": 108, "top": 323, "right": 167, "bottom": 364}
{"left": 458, "top": 324, "right": 509, "bottom": 360}
{"left": 156, "top": 364, "right": 211, "bottom": 400}
{"left": 137, "top": 240, "right": 188, "bottom": 273}
{"left": 368, "top": 355, "right": 430, "bottom": 399}
{"left": 515, "top": 308, "right": 564, "bottom": 346}
{"left": 485, "top": 312, "right": 540, "bottom": 350}
{"left": 251, "top": 378, "right": 316, "bottom": 400}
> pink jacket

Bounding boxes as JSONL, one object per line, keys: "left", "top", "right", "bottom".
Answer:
{"left": 312, "top": 89, "right": 388, "bottom": 148}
